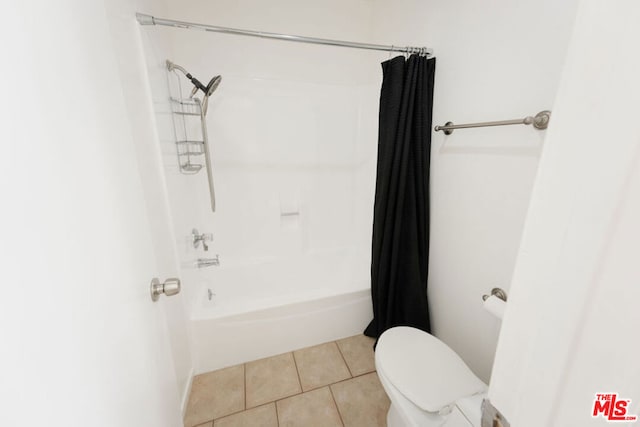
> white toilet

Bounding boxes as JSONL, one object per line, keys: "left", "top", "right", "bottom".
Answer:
{"left": 375, "top": 326, "right": 488, "bottom": 427}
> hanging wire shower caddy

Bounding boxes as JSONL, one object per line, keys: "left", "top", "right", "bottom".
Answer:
{"left": 170, "top": 96, "right": 205, "bottom": 173}
{"left": 168, "top": 69, "right": 216, "bottom": 212}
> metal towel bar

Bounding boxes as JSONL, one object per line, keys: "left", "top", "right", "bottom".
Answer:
{"left": 435, "top": 110, "right": 551, "bottom": 135}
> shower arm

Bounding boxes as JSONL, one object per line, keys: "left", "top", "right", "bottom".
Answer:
{"left": 166, "top": 60, "right": 188, "bottom": 75}
{"left": 166, "top": 60, "right": 207, "bottom": 97}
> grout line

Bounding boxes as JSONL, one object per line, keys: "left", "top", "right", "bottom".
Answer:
{"left": 330, "top": 369, "right": 378, "bottom": 387}
{"left": 333, "top": 340, "right": 353, "bottom": 378}
{"left": 291, "top": 351, "right": 303, "bottom": 392}
{"left": 208, "top": 394, "right": 251, "bottom": 422}
{"left": 210, "top": 408, "right": 243, "bottom": 423}
{"left": 328, "top": 385, "right": 346, "bottom": 427}
{"left": 194, "top": 415, "right": 215, "bottom": 426}
{"left": 300, "top": 383, "right": 325, "bottom": 393}
{"left": 243, "top": 363, "right": 247, "bottom": 410}
{"left": 196, "top": 335, "right": 372, "bottom": 426}
{"left": 247, "top": 389, "right": 303, "bottom": 411}
{"left": 212, "top": 403, "right": 277, "bottom": 426}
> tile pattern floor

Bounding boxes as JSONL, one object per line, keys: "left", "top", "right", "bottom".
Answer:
{"left": 184, "top": 334, "right": 390, "bottom": 427}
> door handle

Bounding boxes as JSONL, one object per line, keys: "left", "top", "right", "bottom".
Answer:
{"left": 150, "top": 277, "right": 181, "bottom": 302}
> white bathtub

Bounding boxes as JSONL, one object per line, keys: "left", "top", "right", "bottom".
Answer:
{"left": 189, "top": 249, "right": 373, "bottom": 374}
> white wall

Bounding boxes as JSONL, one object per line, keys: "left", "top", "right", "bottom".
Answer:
{"left": 490, "top": 0, "right": 640, "bottom": 427}
{"left": 490, "top": 1, "right": 640, "bottom": 425}
{"left": 0, "top": 0, "right": 186, "bottom": 425}
{"left": 370, "top": 0, "right": 579, "bottom": 381}
{"left": 103, "top": 0, "right": 195, "bottom": 413}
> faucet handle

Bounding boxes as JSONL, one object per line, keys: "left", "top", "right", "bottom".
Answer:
{"left": 192, "top": 228, "right": 213, "bottom": 251}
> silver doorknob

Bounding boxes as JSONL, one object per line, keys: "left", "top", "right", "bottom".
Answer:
{"left": 150, "top": 277, "right": 181, "bottom": 302}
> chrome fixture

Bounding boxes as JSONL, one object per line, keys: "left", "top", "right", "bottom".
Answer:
{"left": 482, "top": 287, "right": 508, "bottom": 302}
{"left": 192, "top": 228, "right": 213, "bottom": 251}
{"left": 150, "top": 277, "right": 181, "bottom": 302}
{"left": 207, "top": 289, "right": 215, "bottom": 301}
{"left": 136, "top": 13, "right": 432, "bottom": 57}
{"left": 168, "top": 81, "right": 216, "bottom": 212}
{"left": 197, "top": 256, "right": 220, "bottom": 268}
{"left": 166, "top": 60, "right": 221, "bottom": 116}
{"left": 435, "top": 110, "right": 551, "bottom": 135}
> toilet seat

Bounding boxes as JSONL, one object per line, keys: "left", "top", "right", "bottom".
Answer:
{"left": 376, "top": 327, "right": 487, "bottom": 413}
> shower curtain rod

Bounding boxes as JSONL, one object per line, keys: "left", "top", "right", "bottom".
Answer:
{"left": 136, "top": 13, "right": 433, "bottom": 56}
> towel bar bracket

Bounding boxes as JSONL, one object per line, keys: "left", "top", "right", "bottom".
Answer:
{"left": 482, "top": 287, "right": 508, "bottom": 302}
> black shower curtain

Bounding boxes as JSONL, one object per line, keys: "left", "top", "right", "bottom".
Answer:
{"left": 364, "top": 54, "right": 436, "bottom": 340}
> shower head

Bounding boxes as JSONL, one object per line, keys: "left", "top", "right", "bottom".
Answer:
{"left": 166, "top": 60, "right": 222, "bottom": 116}
{"left": 205, "top": 75, "right": 222, "bottom": 96}
{"left": 200, "top": 75, "right": 222, "bottom": 116}
{"left": 166, "top": 59, "right": 222, "bottom": 110}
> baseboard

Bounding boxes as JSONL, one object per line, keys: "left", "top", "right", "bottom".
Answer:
{"left": 181, "top": 367, "right": 195, "bottom": 418}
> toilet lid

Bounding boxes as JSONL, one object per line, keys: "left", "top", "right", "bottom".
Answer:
{"left": 376, "top": 327, "right": 487, "bottom": 413}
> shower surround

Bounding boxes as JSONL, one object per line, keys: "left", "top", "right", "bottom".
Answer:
{"left": 143, "top": 4, "right": 384, "bottom": 374}
{"left": 185, "top": 76, "right": 379, "bottom": 373}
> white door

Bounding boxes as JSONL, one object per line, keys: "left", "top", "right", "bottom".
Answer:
{"left": 0, "top": 1, "right": 184, "bottom": 426}
{"left": 487, "top": 1, "right": 640, "bottom": 426}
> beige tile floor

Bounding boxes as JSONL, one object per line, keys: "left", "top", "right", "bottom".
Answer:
{"left": 184, "top": 334, "right": 390, "bottom": 427}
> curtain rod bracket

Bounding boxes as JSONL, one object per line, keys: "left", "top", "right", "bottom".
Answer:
{"left": 136, "top": 13, "right": 155, "bottom": 26}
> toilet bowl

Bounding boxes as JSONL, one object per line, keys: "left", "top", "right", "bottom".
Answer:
{"left": 375, "top": 326, "right": 488, "bottom": 427}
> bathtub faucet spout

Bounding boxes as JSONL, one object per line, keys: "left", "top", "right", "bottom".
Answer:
{"left": 197, "top": 255, "right": 220, "bottom": 268}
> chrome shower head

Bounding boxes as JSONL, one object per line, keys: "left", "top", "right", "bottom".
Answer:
{"left": 167, "top": 59, "right": 222, "bottom": 110}
{"left": 206, "top": 75, "right": 222, "bottom": 96}
{"left": 201, "top": 76, "right": 221, "bottom": 116}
